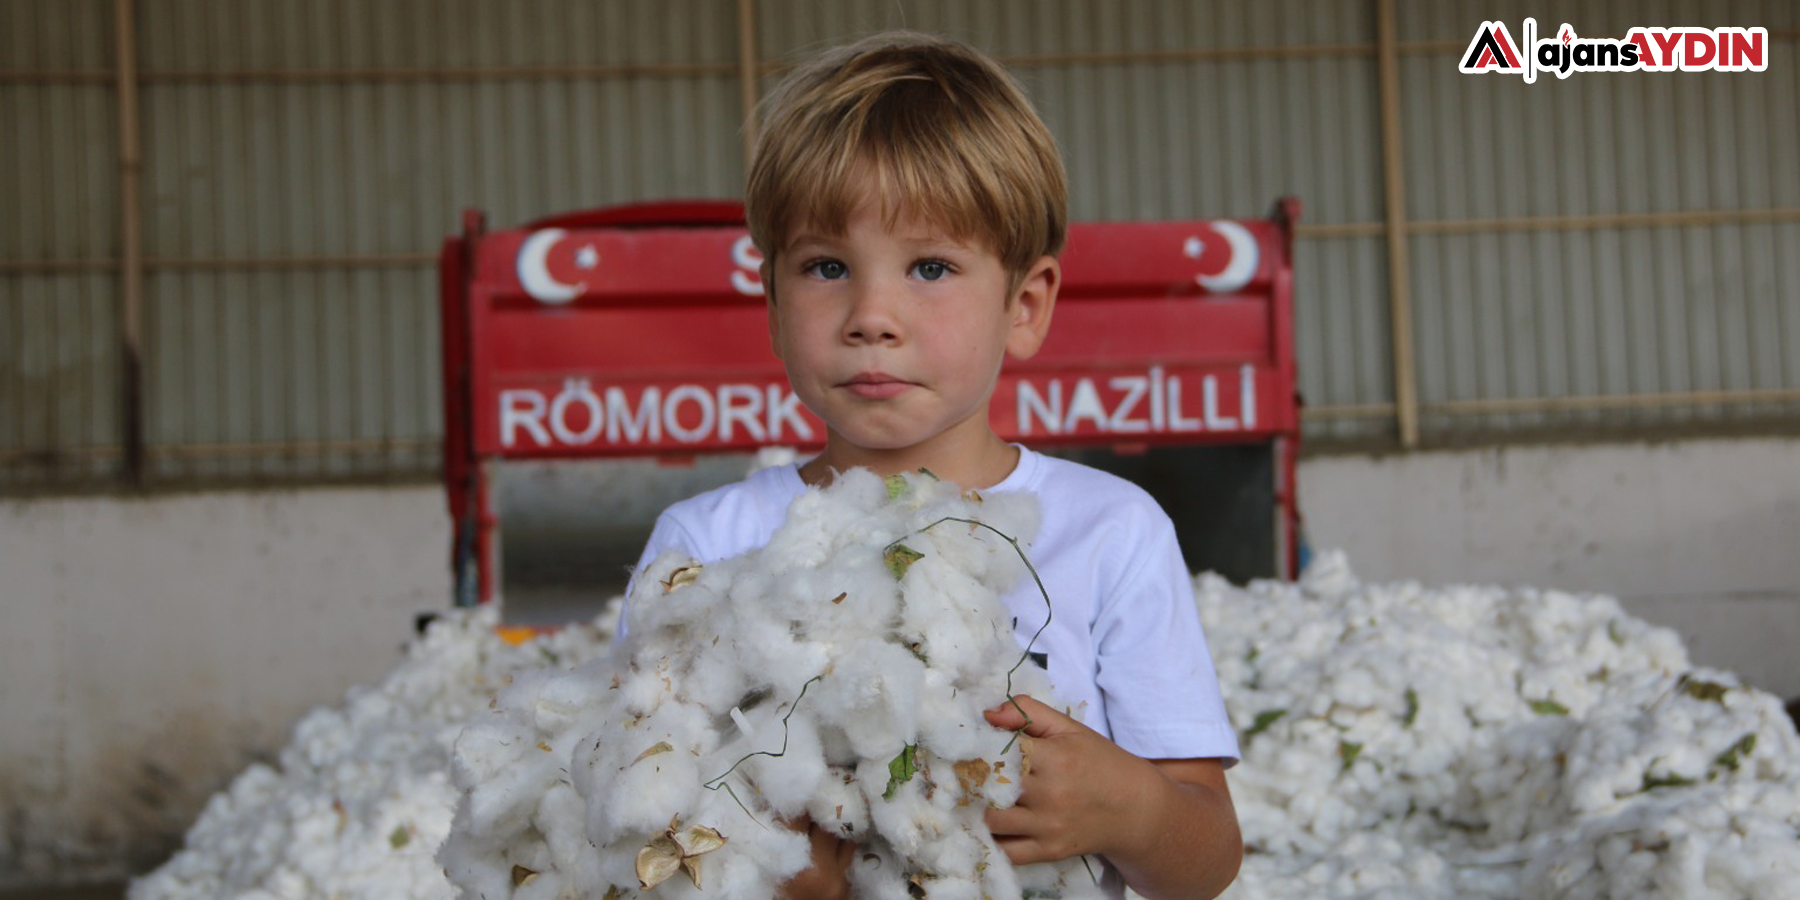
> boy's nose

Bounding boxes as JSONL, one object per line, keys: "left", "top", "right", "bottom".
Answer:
{"left": 843, "top": 281, "right": 903, "bottom": 344}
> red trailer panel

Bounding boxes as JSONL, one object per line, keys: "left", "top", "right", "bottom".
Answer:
{"left": 441, "top": 200, "right": 1303, "bottom": 607}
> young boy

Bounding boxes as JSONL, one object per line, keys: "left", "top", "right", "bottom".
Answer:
{"left": 630, "top": 31, "right": 1242, "bottom": 900}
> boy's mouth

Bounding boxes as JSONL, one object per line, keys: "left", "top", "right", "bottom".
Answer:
{"left": 841, "top": 372, "right": 914, "bottom": 399}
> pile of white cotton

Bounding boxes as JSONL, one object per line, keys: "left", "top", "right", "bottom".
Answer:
{"left": 127, "top": 608, "right": 614, "bottom": 900}
{"left": 127, "top": 491, "right": 1800, "bottom": 900}
{"left": 437, "top": 469, "right": 1098, "bottom": 900}
{"left": 1208, "top": 552, "right": 1800, "bottom": 900}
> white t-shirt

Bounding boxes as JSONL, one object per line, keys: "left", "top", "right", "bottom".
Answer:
{"left": 626, "top": 447, "right": 1240, "bottom": 766}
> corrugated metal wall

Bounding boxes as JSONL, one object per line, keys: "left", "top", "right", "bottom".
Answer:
{"left": 1399, "top": 0, "right": 1800, "bottom": 440}
{"left": 128, "top": 0, "right": 743, "bottom": 484}
{"left": 3, "top": 0, "right": 1796, "bottom": 490}
{"left": 1, "top": 0, "right": 124, "bottom": 485}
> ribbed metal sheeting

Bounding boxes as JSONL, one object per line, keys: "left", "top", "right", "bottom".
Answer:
{"left": 1, "top": 0, "right": 124, "bottom": 486}
{"left": 1399, "top": 0, "right": 1800, "bottom": 439}
{"left": 2, "top": 0, "right": 746, "bottom": 488}
{"left": 2, "top": 0, "right": 1797, "bottom": 490}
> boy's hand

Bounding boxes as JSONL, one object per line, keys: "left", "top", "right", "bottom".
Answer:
{"left": 774, "top": 814, "right": 856, "bottom": 900}
{"left": 981, "top": 694, "right": 1142, "bottom": 863}
{"left": 983, "top": 695, "right": 1242, "bottom": 900}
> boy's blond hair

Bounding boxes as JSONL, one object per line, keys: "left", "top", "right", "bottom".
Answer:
{"left": 745, "top": 31, "right": 1068, "bottom": 286}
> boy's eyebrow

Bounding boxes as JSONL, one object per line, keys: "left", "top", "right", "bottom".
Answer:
{"left": 781, "top": 228, "right": 846, "bottom": 254}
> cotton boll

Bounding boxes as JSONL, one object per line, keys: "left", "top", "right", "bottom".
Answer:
{"left": 582, "top": 728, "right": 705, "bottom": 840}
{"left": 629, "top": 550, "right": 709, "bottom": 628}
{"left": 998, "top": 661, "right": 1059, "bottom": 713}
{"left": 849, "top": 844, "right": 911, "bottom": 900}
{"left": 957, "top": 486, "right": 1039, "bottom": 554}
{"left": 528, "top": 657, "right": 612, "bottom": 734}
{"left": 760, "top": 469, "right": 886, "bottom": 565}
{"left": 739, "top": 706, "right": 829, "bottom": 818}
{"left": 914, "top": 669, "right": 999, "bottom": 762}
{"left": 453, "top": 723, "right": 559, "bottom": 840}
{"left": 678, "top": 635, "right": 769, "bottom": 717}
{"left": 723, "top": 613, "right": 831, "bottom": 703}
{"left": 896, "top": 562, "right": 998, "bottom": 677}
{"left": 588, "top": 840, "right": 647, "bottom": 893}
{"left": 778, "top": 555, "right": 903, "bottom": 639}
{"left": 535, "top": 780, "right": 600, "bottom": 881}
{"left": 707, "top": 833, "right": 812, "bottom": 900}
{"left": 1299, "top": 548, "right": 1358, "bottom": 595}
{"left": 856, "top": 755, "right": 939, "bottom": 858}
{"left": 813, "top": 639, "right": 927, "bottom": 759}
{"left": 616, "top": 658, "right": 678, "bottom": 718}
{"left": 806, "top": 765, "right": 871, "bottom": 839}
{"left": 974, "top": 832, "right": 1024, "bottom": 900}
{"left": 908, "top": 820, "right": 986, "bottom": 884}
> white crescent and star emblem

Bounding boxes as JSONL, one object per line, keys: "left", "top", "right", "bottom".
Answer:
{"left": 1184, "top": 222, "right": 1259, "bottom": 294}
{"left": 517, "top": 229, "right": 597, "bottom": 304}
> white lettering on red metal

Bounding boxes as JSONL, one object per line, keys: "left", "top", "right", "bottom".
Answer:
{"left": 663, "top": 385, "right": 717, "bottom": 443}
{"left": 517, "top": 229, "right": 601, "bottom": 304}
{"left": 1241, "top": 364, "right": 1257, "bottom": 429}
{"left": 605, "top": 386, "right": 660, "bottom": 443}
{"left": 1014, "top": 366, "right": 1259, "bottom": 437}
{"left": 548, "top": 378, "right": 604, "bottom": 444}
{"left": 496, "top": 382, "right": 817, "bottom": 448}
{"left": 1104, "top": 375, "right": 1150, "bottom": 433}
{"left": 1167, "top": 378, "right": 1202, "bottom": 431}
{"left": 500, "top": 389, "right": 552, "bottom": 446}
{"left": 767, "top": 385, "right": 811, "bottom": 441}
{"left": 731, "top": 236, "right": 765, "bottom": 297}
{"left": 718, "top": 384, "right": 765, "bottom": 441}
{"left": 1183, "top": 222, "right": 1260, "bottom": 294}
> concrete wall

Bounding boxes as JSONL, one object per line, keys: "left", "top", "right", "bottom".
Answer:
{"left": 2, "top": 436, "right": 1796, "bottom": 885}
{"left": 0, "top": 487, "right": 451, "bottom": 885}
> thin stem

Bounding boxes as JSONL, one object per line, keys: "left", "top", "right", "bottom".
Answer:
{"left": 702, "top": 675, "right": 824, "bottom": 795}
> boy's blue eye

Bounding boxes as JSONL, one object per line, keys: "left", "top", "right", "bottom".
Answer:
{"left": 913, "top": 260, "right": 948, "bottom": 281}
{"left": 807, "top": 259, "right": 848, "bottom": 280}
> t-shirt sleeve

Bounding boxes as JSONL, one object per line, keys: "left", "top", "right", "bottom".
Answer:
{"left": 1091, "top": 509, "right": 1241, "bottom": 766}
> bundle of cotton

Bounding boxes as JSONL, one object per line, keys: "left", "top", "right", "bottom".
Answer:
{"left": 1206, "top": 552, "right": 1800, "bottom": 900}
{"left": 439, "top": 470, "right": 1100, "bottom": 900}
{"left": 128, "top": 607, "right": 615, "bottom": 900}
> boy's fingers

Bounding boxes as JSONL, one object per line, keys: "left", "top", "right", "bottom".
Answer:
{"left": 985, "top": 694, "right": 1080, "bottom": 737}
{"left": 988, "top": 834, "right": 1061, "bottom": 867}
{"left": 983, "top": 803, "right": 1035, "bottom": 838}
{"left": 982, "top": 701, "right": 1026, "bottom": 730}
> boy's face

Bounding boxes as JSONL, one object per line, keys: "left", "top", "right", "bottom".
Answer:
{"left": 765, "top": 196, "right": 1056, "bottom": 462}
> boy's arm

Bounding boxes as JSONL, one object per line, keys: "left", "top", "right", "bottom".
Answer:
{"left": 983, "top": 696, "right": 1242, "bottom": 900}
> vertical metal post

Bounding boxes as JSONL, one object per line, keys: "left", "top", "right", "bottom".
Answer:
{"left": 1376, "top": 0, "right": 1419, "bottom": 447}
{"left": 115, "top": 0, "right": 147, "bottom": 484}
{"left": 737, "top": 0, "right": 760, "bottom": 170}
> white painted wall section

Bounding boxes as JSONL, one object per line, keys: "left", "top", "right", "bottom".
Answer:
{"left": 0, "top": 487, "right": 450, "bottom": 883}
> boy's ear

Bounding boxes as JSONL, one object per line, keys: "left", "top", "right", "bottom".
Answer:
{"left": 1005, "top": 255, "right": 1059, "bottom": 361}
{"left": 763, "top": 260, "right": 783, "bottom": 361}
